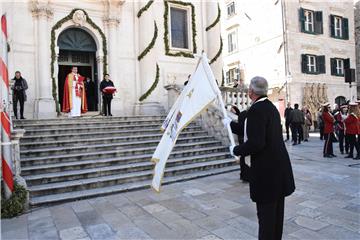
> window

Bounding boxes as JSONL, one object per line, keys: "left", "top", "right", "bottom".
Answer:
{"left": 227, "top": 2, "right": 236, "bottom": 17}
{"left": 330, "top": 15, "right": 349, "bottom": 40}
{"left": 307, "top": 55, "right": 316, "bottom": 73}
{"left": 330, "top": 58, "right": 345, "bottom": 76}
{"left": 170, "top": 7, "right": 189, "bottom": 49}
{"left": 225, "top": 67, "right": 240, "bottom": 85}
{"left": 334, "top": 16, "right": 342, "bottom": 38}
{"left": 227, "top": 31, "right": 237, "bottom": 53}
{"left": 301, "top": 54, "right": 325, "bottom": 74}
{"left": 299, "top": 8, "right": 323, "bottom": 34}
{"left": 304, "top": 10, "right": 314, "bottom": 32}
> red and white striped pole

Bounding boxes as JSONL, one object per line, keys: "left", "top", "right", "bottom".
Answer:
{"left": 1, "top": 14, "right": 14, "bottom": 199}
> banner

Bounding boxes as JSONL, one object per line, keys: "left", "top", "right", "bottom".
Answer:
{"left": 152, "top": 53, "right": 222, "bottom": 192}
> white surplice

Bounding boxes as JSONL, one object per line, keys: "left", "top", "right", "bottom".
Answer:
{"left": 69, "top": 75, "right": 81, "bottom": 117}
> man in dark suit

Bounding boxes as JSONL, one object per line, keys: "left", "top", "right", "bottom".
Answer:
{"left": 284, "top": 102, "right": 293, "bottom": 141}
{"left": 229, "top": 76, "right": 295, "bottom": 240}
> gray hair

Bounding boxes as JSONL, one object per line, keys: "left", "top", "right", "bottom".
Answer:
{"left": 249, "top": 76, "right": 268, "bottom": 95}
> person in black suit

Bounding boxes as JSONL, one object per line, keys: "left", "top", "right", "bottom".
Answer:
{"left": 229, "top": 76, "right": 295, "bottom": 240}
{"left": 284, "top": 102, "right": 293, "bottom": 141}
{"left": 84, "top": 77, "right": 97, "bottom": 111}
{"left": 223, "top": 105, "right": 250, "bottom": 182}
{"left": 100, "top": 74, "right": 115, "bottom": 116}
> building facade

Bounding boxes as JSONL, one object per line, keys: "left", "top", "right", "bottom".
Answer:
{"left": 355, "top": 0, "right": 360, "bottom": 96}
{"left": 221, "top": 0, "right": 356, "bottom": 116}
{"left": 2, "top": 0, "right": 222, "bottom": 119}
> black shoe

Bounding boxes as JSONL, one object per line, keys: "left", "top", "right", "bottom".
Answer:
{"left": 345, "top": 155, "right": 354, "bottom": 158}
{"left": 109, "top": 114, "right": 113, "bottom": 116}
{"left": 324, "top": 154, "right": 333, "bottom": 158}
{"left": 304, "top": 139, "right": 308, "bottom": 142}
{"left": 354, "top": 155, "right": 360, "bottom": 160}
{"left": 292, "top": 143, "right": 297, "bottom": 146}
{"left": 20, "top": 116, "right": 25, "bottom": 119}
{"left": 341, "top": 151, "right": 344, "bottom": 154}
{"left": 330, "top": 154, "right": 337, "bottom": 157}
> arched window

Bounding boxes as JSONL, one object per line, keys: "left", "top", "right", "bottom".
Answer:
{"left": 335, "top": 96, "right": 346, "bottom": 106}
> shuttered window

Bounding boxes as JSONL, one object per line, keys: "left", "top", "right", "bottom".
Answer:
{"left": 301, "top": 54, "right": 326, "bottom": 74}
{"left": 331, "top": 58, "right": 345, "bottom": 76}
{"left": 299, "top": 8, "right": 323, "bottom": 34}
{"left": 330, "top": 15, "right": 349, "bottom": 40}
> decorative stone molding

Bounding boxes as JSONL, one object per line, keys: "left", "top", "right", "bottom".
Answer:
{"left": 72, "top": 9, "right": 87, "bottom": 26}
{"left": 103, "top": 0, "right": 124, "bottom": 26}
{"left": 301, "top": 44, "right": 320, "bottom": 51}
{"left": 30, "top": 0, "right": 53, "bottom": 19}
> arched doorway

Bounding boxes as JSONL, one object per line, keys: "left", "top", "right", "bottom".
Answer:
{"left": 57, "top": 28, "right": 99, "bottom": 111}
{"left": 335, "top": 96, "right": 346, "bottom": 106}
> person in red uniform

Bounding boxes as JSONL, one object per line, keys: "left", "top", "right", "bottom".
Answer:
{"left": 322, "top": 103, "right": 335, "bottom": 158}
{"left": 345, "top": 103, "right": 360, "bottom": 159}
{"left": 334, "top": 105, "right": 347, "bottom": 154}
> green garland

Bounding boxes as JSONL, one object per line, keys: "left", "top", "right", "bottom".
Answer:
{"left": 137, "top": 0, "right": 154, "bottom": 18}
{"left": 209, "top": 37, "right": 223, "bottom": 65}
{"left": 164, "top": 0, "right": 197, "bottom": 58}
{"left": 139, "top": 63, "right": 160, "bottom": 102}
{"left": 50, "top": 8, "right": 108, "bottom": 114}
{"left": 138, "top": 21, "right": 158, "bottom": 61}
{"left": 206, "top": 3, "right": 221, "bottom": 31}
{"left": 1, "top": 182, "right": 27, "bottom": 218}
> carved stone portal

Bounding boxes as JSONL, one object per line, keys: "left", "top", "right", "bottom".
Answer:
{"left": 72, "top": 10, "right": 87, "bottom": 26}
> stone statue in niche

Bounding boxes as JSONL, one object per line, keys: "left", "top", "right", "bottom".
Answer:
{"left": 72, "top": 10, "right": 87, "bottom": 26}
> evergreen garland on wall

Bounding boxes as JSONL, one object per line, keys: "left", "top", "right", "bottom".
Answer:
{"left": 50, "top": 8, "right": 108, "bottom": 114}
{"left": 139, "top": 63, "right": 160, "bottom": 102}
{"left": 164, "top": 0, "right": 197, "bottom": 58}
{"left": 138, "top": 21, "right": 158, "bottom": 61}
{"left": 205, "top": 3, "right": 221, "bottom": 32}
{"left": 209, "top": 37, "right": 223, "bottom": 65}
{"left": 137, "top": 0, "right": 154, "bottom": 18}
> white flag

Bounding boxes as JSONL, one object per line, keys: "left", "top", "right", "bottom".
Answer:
{"left": 152, "top": 53, "right": 221, "bottom": 192}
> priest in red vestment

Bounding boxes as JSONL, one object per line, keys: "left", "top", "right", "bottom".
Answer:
{"left": 62, "top": 66, "right": 88, "bottom": 116}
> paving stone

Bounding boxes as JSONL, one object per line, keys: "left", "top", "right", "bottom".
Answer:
{"left": 183, "top": 188, "right": 206, "bottom": 196}
{"left": 28, "top": 208, "right": 52, "bottom": 221}
{"left": 1, "top": 214, "right": 28, "bottom": 236}
{"left": 344, "top": 203, "right": 360, "bottom": 214}
{"left": 316, "top": 215, "right": 360, "bottom": 233}
{"left": 1, "top": 229, "right": 29, "bottom": 240}
{"left": 296, "top": 207, "right": 322, "bottom": 218}
{"left": 59, "top": 226, "right": 88, "bottom": 240}
{"left": 116, "top": 226, "right": 152, "bottom": 239}
{"left": 211, "top": 226, "right": 257, "bottom": 240}
{"left": 71, "top": 200, "right": 94, "bottom": 213}
{"left": 166, "top": 219, "right": 210, "bottom": 239}
{"left": 132, "top": 215, "right": 178, "bottom": 239}
{"left": 119, "top": 203, "right": 150, "bottom": 219}
{"left": 294, "top": 216, "right": 329, "bottom": 231}
{"left": 51, "top": 205, "right": 81, "bottom": 231}
{"left": 178, "top": 208, "right": 208, "bottom": 221}
{"left": 101, "top": 210, "right": 132, "bottom": 231}
{"left": 85, "top": 223, "right": 116, "bottom": 240}
{"left": 76, "top": 210, "right": 104, "bottom": 227}
{"left": 29, "top": 226, "right": 59, "bottom": 240}
{"left": 226, "top": 215, "right": 258, "bottom": 237}
{"left": 28, "top": 216, "right": 55, "bottom": 230}
{"left": 193, "top": 216, "right": 228, "bottom": 231}
{"left": 298, "top": 200, "right": 323, "bottom": 209}
{"left": 142, "top": 203, "right": 168, "bottom": 214}
{"left": 230, "top": 203, "right": 257, "bottom": 221}
{"left": 318, "top": 225, "right": 360, "bottom": 239}
{"left": 289, "top": 228, "right": 326, "bottom": 239}
{"left": 199, "top": 234, "right": 223, "bottom": 240}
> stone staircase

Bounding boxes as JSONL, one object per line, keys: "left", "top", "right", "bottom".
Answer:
{"left": 14, "top": 115, "right": 239, "bottom": 207}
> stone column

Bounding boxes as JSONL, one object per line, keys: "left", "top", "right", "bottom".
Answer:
{"left": 105, "top": 17, "right": 123, "bottom": 115}
{"left": 205, "top": 1, "right": 222, "bottom": 84}
{"left": 136, "top": 1, "right": 163, "bottom": 115}
{"left": 31, "top": 2, "right": 56, "bottom": 119}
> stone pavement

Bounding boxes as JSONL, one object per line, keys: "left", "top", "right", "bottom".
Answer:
{"left": 1, "top": 134, "right": 360, "bottom": 240}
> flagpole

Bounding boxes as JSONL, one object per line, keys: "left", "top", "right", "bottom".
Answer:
{"left": 216, "top": 93, "right": 236, "bottom": 147}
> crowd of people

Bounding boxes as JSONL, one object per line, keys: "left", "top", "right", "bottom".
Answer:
{"left": 284, "top": 101, "right": 360, "bottom": 160}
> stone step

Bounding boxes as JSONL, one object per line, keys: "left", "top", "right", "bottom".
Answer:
{"left": 19, "top": 131, "right": 207, "bottom": 150}
{"left": 30, "top": 165, "right": 240, "bottom": 206}
{"left": 28, "top": 158, "right": 237, "bottom": 198}
{"left": 14, "top": 115, "right": 166, "bottom": 125}
{"left": 20, "top": 136, "right": 218, "bottom": 157}
{"left": 14, "top": 118, "right": 166, "bottom": 130}
{"left": 19, "top": 126, "right": 203, "bottom": 143}
{"left": 24, "top": 153, "right": 232, "bottom": 185}
{"left": 22, "top": 122, "right": 183, "bottom": 136}
{"left": 21, "top": 152, "right": 230, "bottom": 176}
{"left": 21, "top": 144, "right": 227, "bottom": 167}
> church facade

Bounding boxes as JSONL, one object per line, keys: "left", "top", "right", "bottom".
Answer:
{"left": 2, "top": 0, "right": 222, "bottom": 118}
